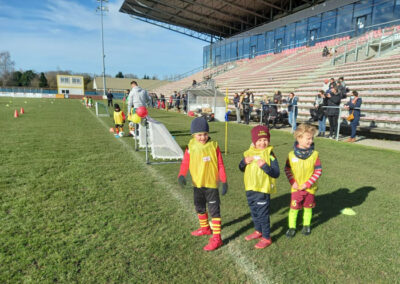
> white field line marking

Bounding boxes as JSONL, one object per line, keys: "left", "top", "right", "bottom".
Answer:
{"left": 89, "top": 110, "right": 274, "bottom": 284}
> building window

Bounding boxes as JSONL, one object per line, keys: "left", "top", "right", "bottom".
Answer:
{"left": 72, "top": 78, "right": 81, "bottom": 84}
{"left": 60, "top": 77, "right": 69, "bottom": 84}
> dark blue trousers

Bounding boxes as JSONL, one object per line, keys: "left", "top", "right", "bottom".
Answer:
{"left": 246, "top": 191, "right": 271, "bottom": 239}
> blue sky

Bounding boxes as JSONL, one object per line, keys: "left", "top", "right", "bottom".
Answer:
{"left": 0, "top": 0, "right": 205, "bottom": 79}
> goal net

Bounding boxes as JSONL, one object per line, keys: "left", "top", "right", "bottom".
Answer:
{"left": 95, "top": 102, "right": 110, "bottom": 117}
{"left": 138, "top": 116, "right": 183, "bottom": 160}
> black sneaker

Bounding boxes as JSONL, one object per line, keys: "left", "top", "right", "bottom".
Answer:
{"left": 302, "top": 226, "right": 311, "bottom": 236}
{"left": 286, "top": 228, "right": 296, "bottom": 238}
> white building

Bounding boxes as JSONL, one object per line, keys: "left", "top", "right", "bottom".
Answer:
{"left": 56, "top": 75, "right": 84, "bottom": 97}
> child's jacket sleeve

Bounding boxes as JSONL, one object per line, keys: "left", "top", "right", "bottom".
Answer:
{"left": 285, "top": 156, "right": 322, "bottom": 188}
{"left": 216, "top": 146, "right": 227, "bottom": 183}
{"left": 178, "top": 149, "right": 190, "bottom": 177}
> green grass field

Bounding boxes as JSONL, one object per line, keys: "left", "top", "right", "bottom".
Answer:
{"left": 1, "top": 98, "right": 399, "bottom": 283}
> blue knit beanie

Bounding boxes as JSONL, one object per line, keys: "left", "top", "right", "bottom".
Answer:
{"left": 191, "top": 117, "right": 209, "bottom": 134}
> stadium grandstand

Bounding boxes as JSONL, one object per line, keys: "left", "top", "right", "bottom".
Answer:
{"left": 120, "top": 0, "right": 400, "bottom": 132}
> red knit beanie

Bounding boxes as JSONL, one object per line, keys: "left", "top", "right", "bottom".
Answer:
{"left": 251, "top": 125, "right": 270, "bottom": 144}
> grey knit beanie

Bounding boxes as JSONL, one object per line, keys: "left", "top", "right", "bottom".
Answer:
{"left": 190, "top": 117, "right": 209, "bottom": 134}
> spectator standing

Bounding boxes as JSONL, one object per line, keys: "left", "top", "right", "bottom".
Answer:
{"left": 344, "top": 90, "right": 362, "bottom": 142}
{"left": 153, "top": 93, "right": 158, "bottom": 108}
{"left": 287, "top": 92, "right": 298, "bottom": 132}
{"left": 325, "top": 87, "right": 341, "bottom": 139}
{"left": 127, "top": 80, "right": 151, "bottom": 116}
{"left": 314, "top": 90, "right": 326, "bottom": 137}
{"left": 160, "top": 94, "right": 166, "bottom": 109}
{"left": 337, "top": 80, "right": 347, "bottom": 99}
{"left": 175, "top": 93, "right": 181, "bottom": 112}
{"left": 268, "top": 99, "right": 278, "bottom": 129}
{"left": 242, "top": 93, "right": 251, "bottom": 125}
{"left": 107, "top": 89, "right": 113, "bottom": 107}
{"left": 273, "top": 90, "right": 282, "bottom": 104}
{"left": 192, "top": 80, "right": 197, "bottom": 87}
{"left": 233, "top": 93, "right": 241, "bottom": 123}
{"left": 260, "top": 96, "right": 270, "bottom": 126}
{"left": 182, "top": 94, "right": 188, "bottom": 113}
{"left": 168, "top": 95, "right": 173, "bottom": 110}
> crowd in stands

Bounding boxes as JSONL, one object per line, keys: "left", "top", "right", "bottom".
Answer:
{"left": 229, "top": 76, "right": 361, "bottom": 141}
{"left": 112, "top": 76, "right": 362, "bottom": 142}
{"left": 147, "top": 91, "right": 188, "bottom": 113}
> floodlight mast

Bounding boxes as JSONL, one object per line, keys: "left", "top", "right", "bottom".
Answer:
{"left": 97, "top": 0, "right": 108, "bottom": 98}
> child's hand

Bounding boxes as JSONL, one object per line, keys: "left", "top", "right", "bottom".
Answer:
{"left": 292, "top": 182, "right": 299, "bottom": 190}
{"left": 257, "top": 159, "right": 266, "bottom": 168}
{"left": 221, "top": 183, "right": 228, "bottom": 196}
{"left": 300, "top": 183, "right": 308, "bottom": 190}
{"left": 178, "top": 175, "right": 186, "bottom": 188}
{"left": 244, "top": 156, "right": 254, "bottom": 164}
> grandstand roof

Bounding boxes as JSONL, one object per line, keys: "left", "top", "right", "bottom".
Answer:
{"left": 120, "top": 0, "right": 326, "bottom": 42}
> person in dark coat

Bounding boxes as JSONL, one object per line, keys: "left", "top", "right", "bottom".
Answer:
{"left": 107, "top": 89, "right": 113, "bottom": 107}
{"left": 268, "top": 98, "right": 279, "bottom": 128}
{"left": 182, "top": 94, "right": 188, "bottom": 113}
{"left": 325, "top": 87, "right": 341, "bottom": 138}
{"left": 328, "top": 78, "right": 337, "bottom": 91}
{"left": 314, "top": 90, "right": 326, "bottom": 136}
{"left": 233, "top": 93, "right": 241, "bottom": 123}
{"left": 337, "top": 80, "right": 347, "bottom": 99}
{"left": 344, "top": 90, "right": 362, "bottom": 142}
{"left": 175, "top": 93, "right": 181, "bottom": 112}
{"left": 242, "top": 93, "right": 251, "bottom": 125}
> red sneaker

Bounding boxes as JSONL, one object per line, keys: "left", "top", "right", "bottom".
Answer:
{"left": 191, "top": 227, "right": 212, "bottom": 236}
{"left": 254, "top": 237, "right": 272, "bottom": 249}
{"left": 203, "top": 236, "right": 223, "bottom": 251}
{"left": 245, "top": 231, "right": 262, "bottom": 241}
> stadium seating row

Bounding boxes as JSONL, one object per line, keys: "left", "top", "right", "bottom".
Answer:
{"left": 151, "top": 25, "right": 400, "bottom": 131}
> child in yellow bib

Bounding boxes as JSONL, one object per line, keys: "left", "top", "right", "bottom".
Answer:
{"left": 285, "top": 124, "right": 322, "bottom": 238}
{"left": 113, "top": 103, "right": 125, "bottom": 137}
{"left": 178, "top": 117, "right": 228, "bottom": 251}
{"left": 239, "top": 125, "right": 280, "bottom": 249}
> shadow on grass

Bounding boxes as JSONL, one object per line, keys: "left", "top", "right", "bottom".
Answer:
{"left": 312, "top": 186, "right": 376, "bottom": 228}
{"left": 223, "top": 193, "right": 291, "bottom": 244}
{"left": 270, "top": 186, "right": 376, "bottom": 241}
{"left": 170, "top": 130, "right": 218, "bottom": 137}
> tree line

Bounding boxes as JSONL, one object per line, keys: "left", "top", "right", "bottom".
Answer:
{"left": 0, "top": 51, "right": 168, "bottom": 90}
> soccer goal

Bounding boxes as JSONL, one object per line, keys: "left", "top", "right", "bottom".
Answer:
{"left": 95, "top": 101, "right": 110, "bottom": 117}
{"left": 137, "top": 116, "right": 183, "bottom": 164}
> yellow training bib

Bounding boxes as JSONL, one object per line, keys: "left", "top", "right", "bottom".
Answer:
{"left": 288, "top": 150, "right": 319, "bottom": 194}
{"left": 243, "top": 145, "right": 276, "bottom": 194}
{"left": 188, "top": 138, "right": 219, "bottom": 188}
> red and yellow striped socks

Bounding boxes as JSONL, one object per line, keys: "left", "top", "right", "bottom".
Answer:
{"left": 211, "top": 218, "right": 221, "bottom": 238}
{"left": 198, "top": 213, "right": 210, "bottom": 229}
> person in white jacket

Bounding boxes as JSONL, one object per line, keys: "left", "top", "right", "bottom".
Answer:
{"left": 127, "top": 80, "right": 151, "bottom": 116}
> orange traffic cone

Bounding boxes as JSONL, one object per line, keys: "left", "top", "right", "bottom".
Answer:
{"left": 14, "top": 109, "right": 19, "bottom": 118}
{"left": 20, "top": 107, "right": 24, "bottom": 114}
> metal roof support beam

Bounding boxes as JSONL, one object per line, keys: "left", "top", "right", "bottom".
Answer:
{"left": 178, "top": 0, "right": 253, "bottom": 26}
{"left": 254, "top": 0, "right": 285, "bottom": 11}
{"left": 140, "top": 0, "right": 240, "bottom": 31}
{"left": 215, "top": 0, "right": 269, "bottom": 19}
{"left": 127, "top": 1, "right": 224, "bottom": 36}
{"left": 130, "top": 16, "right": 215, "bottom": 42}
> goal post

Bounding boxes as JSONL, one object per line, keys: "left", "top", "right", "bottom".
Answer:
{"left": 95, "top": 101, "right": 110, "bottom": 117}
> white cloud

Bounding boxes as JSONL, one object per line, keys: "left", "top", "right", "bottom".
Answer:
{"left": 0, "top": 0, "right": 205, "bottom": 77}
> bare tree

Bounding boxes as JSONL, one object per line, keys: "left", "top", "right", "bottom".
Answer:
{"left": 0, "top": 51, "right": 15, "bottom": 86}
